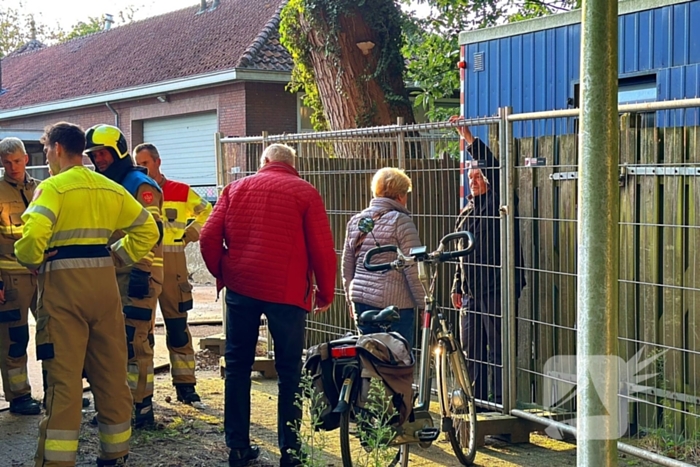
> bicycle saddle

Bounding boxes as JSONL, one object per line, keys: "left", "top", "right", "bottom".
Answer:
{"left": 357, "top": 306, "right": 401, "bottom": 326}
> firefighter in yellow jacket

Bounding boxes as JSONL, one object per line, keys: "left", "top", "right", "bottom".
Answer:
{"left": 85, "top": 125, "right": 164, "bottom": 429}
{"left": 15, "top": 122, "right": 159, "bottom": 467}
{"left": 135, "top": 143, "right": 211, "bottom": 404}
{"left": 0, "top": 137, "right": 41, "bottom": 415}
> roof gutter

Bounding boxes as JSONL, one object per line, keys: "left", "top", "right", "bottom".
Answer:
{"left": 105, "top": 102, "right": 119, "bottom": 127}
{"left": 0, "top": 68, "right": 291, "bottom": 121}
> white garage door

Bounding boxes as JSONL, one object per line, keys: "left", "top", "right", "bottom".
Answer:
{"left": 143, "top": 112, "right": 218, "bottom": 187}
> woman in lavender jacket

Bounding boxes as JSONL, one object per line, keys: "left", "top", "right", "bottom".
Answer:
{"left": 341, "top": 168, "right": 424, "bottom": 348}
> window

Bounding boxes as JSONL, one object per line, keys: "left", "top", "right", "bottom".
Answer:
{"left": 297, "top": 94, "right": 315, "bottom": 133}
{"left": 573, "top": 74, "right": 657, "bottom": 107}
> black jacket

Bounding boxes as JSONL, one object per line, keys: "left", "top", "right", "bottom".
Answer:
{"left": 451, "top": 138, "right": 525, "bottom": 299}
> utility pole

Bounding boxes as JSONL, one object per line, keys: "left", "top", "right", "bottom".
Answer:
{"left": 577, "top": 0, "right": 620, "bottom": 465}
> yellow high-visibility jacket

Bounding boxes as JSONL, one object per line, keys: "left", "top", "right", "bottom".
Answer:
{"left": 0, "top": 174, "right": 38, "bottom": 274}
{"left": 159, "top": 176, "right": 212, "bottom": 253}
{"left": 15, "top": 165, "right": 158, "bottom": 271}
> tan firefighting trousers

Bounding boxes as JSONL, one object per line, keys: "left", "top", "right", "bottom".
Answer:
{"left": 116, "top": 273, "right": 162, "bottom": 404}
{"left": 0, "top": 273, "right": 37, "bottom": 402}
{"left": 159, "top": 251, "right": 195, "bottom": 385}
{"left": 36, "top": 266, "right": 132, "bottom": 467}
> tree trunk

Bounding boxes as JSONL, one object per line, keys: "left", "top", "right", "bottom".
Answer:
{"left": 299, "top": 1, "right": 415, "bottom": 131}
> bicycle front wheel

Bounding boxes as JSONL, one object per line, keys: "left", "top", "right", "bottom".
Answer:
{"left": 439, "top": 341, "right": 478, "bottom": 465}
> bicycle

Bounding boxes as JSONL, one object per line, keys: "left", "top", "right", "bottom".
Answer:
{"left": 331, "top": 220, "right": 478, "bottom": 466}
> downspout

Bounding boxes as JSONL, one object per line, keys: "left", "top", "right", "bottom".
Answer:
{"left": 105, "top": 102, "right": 119, "bottom": 127}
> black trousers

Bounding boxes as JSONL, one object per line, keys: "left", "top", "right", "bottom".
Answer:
{"left": 459, "top": 293, "right": 502, "bottom": 405}
{"left": 224, "top": 290, "right": 306, "bottom": 462}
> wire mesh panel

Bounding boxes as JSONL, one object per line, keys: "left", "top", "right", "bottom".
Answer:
{"left": 508, "top": 101, "right": 700, "bottom": 463}
{"left": 218, "top": 120, "right": 499, "bottom": 360}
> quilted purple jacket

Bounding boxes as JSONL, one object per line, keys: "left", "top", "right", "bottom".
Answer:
{"left": 342, "top": 197, "right": 425, "bottom": 310}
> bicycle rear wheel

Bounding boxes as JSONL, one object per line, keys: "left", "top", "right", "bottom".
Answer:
{"left": 438, "top": 341, "right": 477, "bottom": 465}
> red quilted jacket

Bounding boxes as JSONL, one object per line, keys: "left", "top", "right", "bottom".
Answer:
{"left": 199, "top": 162, "right": 337, "bottom": 311}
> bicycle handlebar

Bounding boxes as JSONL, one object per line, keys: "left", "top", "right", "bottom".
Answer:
{"left": 363, "top": 231, "right": 476, "bottom": 272}
{"left": 363, "top": 245, "right": 399, "bottom": 272}
{"left": 437, "top": 231, "right": 476, "bottom": 261}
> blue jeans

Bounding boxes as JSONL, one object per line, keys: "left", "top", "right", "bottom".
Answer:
{"left": 224, "top": 290, "right": 306, "bottom": 463}
{"left": 353, "top": 302, "right": 415, "bottom": 349}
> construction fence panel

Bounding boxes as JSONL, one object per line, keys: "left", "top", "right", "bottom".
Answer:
{"left": 507, "top": 102, "right": 700, "bottom": 462}
{"left": 219, "top": 120, "right": 500, "bottom": 361}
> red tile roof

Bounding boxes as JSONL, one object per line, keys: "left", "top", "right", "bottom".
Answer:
{"left": 0, "top": 0, "right": 292, "bottom": 110}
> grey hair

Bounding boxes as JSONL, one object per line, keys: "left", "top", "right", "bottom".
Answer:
{"left": 0, "top": 137, "right": 27, "bottom": 159}
{"left": 260, "top": 143, "right": 296, "bottom": 168}
{"left": 134, "top": 142, "right": 160, "bottom": 160}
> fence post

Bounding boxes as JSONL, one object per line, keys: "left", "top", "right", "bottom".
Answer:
{"left": 577, "top": 0, "right": 620, "bottom": 464}
{"left": 214, "top": 131, "right": 224, "bottom": 194}
{"left": 262, "top": 130, "right": 269, "bottom": 149}
{"left": 396, "top": 117, "right": 405, "bottom": 170}
{"left": 213, "top": 131, "right": 227, "bottom": 332}
{"left": 499, "top": 106, "right": 516, "bottom": 415}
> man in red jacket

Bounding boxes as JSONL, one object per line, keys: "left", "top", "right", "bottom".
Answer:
{"left": 199, "top": 143, "right": 336, "bottom": 467}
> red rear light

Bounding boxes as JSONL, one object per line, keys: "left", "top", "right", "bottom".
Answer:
{"left": 331, "top": 346, "right": 357, "bottom": 358}
{"left": 458, "top": 60, "right": 467, "bottom": 69}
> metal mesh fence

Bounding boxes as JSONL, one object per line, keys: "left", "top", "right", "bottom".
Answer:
{"left": 507, "top": 102, "right": 700, "bottom": 464}
{"left": 219, "top": 120, "right": 501, "bottom": 384}
{"left": 220, "top": 102, "right": 700, "bottom": 464}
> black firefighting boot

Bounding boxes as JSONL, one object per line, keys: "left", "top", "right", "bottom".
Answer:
{"left": 133, "top": 396, "right": 155, "bottom": 429}
{"left": 9, "top": 394, "right": 41, "bottom": 415}
{"left": 96, "top": 454, "right": 128, "bottom": 466}
{"left": 175, "top": 384, "right": 201, "bottom": 405}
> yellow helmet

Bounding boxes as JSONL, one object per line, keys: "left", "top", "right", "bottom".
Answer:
{"left": 84, "top": 124, "right": 129, "bottom": 159}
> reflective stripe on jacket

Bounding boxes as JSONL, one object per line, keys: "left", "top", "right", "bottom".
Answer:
{"left": 159, "top": 177, "right": 211, "bottom": 249}
{"left": 14, "top": 165, "right": 159, "bottom": 271}
{"left": 0, "top": 174, "right": 38, "bottom": 273}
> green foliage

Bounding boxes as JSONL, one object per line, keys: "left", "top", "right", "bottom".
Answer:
{"left": 638, "top": 428, "right": 700, "bottom": 465}
{"left": 288, "top": 371, "right": 329, "bottom": 467}
{"left": 0, "top": 3, "right": 139, "bottom": 59}
{"left": 354, "top": 378, "right": 400, "bottom": 467}
{"left": 279, "top": 0, "right": 329, "bottom": 131}
{"left": 401, "top": 0, "right": 583, "bottom": 120}
{"left": 53, "top": 17, "right": 103, "bottom": 43}
{"left": 0, "top": 4, "right": 56, "bottom": 58}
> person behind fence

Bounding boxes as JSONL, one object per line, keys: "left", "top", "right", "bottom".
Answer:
{"left": 0, "top": 137, "right": 42, "bottom": 415}
{"left": 199, "top": 143, "right": 337, "bottom": 467}
{"left": 449, "top": 116, "right": 525, "bottom": 407}
{"left": 15, "top": 122, "right": 159, "bottom": 467}
{"left": 341, "top": 167, "right": 424, "bottom": 348}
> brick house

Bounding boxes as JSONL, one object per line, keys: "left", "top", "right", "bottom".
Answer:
{"left": 0, "top": 0, "right": 297, "bottom": 192}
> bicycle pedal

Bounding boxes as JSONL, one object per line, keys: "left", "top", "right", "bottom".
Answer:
{"left": 415, "top": 427, "right": 440, "bottom": 442}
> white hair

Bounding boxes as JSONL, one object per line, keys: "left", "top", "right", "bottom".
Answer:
{"left": 260, "top": 143, "right": 296, "bottom": 168}
{"left": 0, "top": 137, "right": 26, "bottom": 159}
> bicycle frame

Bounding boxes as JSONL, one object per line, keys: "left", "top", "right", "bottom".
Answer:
{"left": 413, "top": 255, "right": 468, "bottom": 413}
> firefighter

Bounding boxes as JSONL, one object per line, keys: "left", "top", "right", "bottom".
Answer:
{"left": 15, "top": 122, "right": 159, "bottom": 466}
{"left": 0, "top": 137, "right": 41, "bottom": 415}
{"left": 134, "top": 143, "right": 211, "bottom": 405}
{"left": 84, "top": 125, "right": 163, "bottom": 429}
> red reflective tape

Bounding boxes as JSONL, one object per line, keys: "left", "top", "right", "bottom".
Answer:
{"left": 422, "top": 310, "right": 431, "bottom": 329}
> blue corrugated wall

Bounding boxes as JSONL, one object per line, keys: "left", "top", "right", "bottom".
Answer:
{"left": 462, "top": 0, "right": 700, "bottom": 137}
